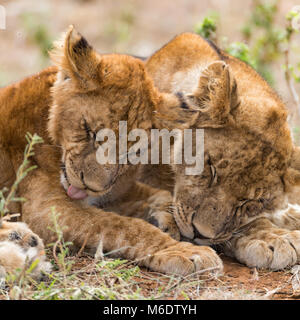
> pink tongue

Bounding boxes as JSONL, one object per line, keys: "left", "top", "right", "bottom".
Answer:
{"left": 67, "top": 185, "right": 88, "bottom": 200}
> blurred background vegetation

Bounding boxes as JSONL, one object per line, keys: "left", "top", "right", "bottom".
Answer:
{"left": 0, "top": 0, "right": 299, "bottom": 141}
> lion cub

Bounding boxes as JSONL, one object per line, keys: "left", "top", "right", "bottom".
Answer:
{"left": 145, "top": 32, "right": 300, "bottom": 270}
{"left": 0, "top": 221, "right": 51, "bottom": 280}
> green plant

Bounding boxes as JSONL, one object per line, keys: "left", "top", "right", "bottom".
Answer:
{"left": 194, "top": 14, "right": 218, "bottom": 43}
{"left": 194, "top": 1, "right": 285, "bottom": 85}
{"left": 47, "top": 208, "right": 74, "bottom": 286}
{"left": 0, "top": 133, "right": 43, "bottom": 223}
{"left": 283, "top": 9, "right": 300, "bottom": 118}
{"left": 241, "top": 0, "right": 285, "bottom": 85}
{"left": 104, "top": 5, "right": 136, "bottom": 51}
{"left": 20, "top": 12, "right": 53, "bottom": 59}
{"left": 226, "top": 42, "right": 257, "bottom": 69}
{"left": 97, "top": 259, "right": 140, "bottom": 281}
{"left": 194, "top": 0, "right": 300, "bottom": 119}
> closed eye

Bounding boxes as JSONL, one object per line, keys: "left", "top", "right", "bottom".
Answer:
{"left": 83, "top": 119, "right": 96, "bottom": 141}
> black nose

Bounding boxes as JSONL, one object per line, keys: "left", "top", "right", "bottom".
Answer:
{"left": 29, "top": 236, "right": 38, "bottom": 247}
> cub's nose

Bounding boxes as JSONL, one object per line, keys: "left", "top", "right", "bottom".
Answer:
{"left": 192, "top": 220, "right": 217, "bottom": 239}
{"left": 29, "top": 236, "right": 38, "bottom": 247}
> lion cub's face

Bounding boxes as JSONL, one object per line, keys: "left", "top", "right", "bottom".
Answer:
{"left": 48, "top": 26, "right": 195, "bottom": 200}
{"left": 48, "top": 27, "right": 155, "bottom": 199}
{"left": 171, "top": 61, "right": 299, "bottom": 245}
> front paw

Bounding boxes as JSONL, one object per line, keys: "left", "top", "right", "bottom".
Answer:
{"left": 146, "top": 242, "right": 223, "bottom": 276}
{"left": 148, "top": 211, "right": 181, "bottom": 240}
{"left": 233, "top": 219, "right": 300, "bottom": 270}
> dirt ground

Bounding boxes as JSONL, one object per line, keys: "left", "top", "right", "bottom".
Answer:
{"left": 214, "top": 256, "right": 297, "bottom": 300}
{"left": 0, "top": 253, "right": 298, "bottom": 300}
{"left": 68, "top": 253, "right": 299, "bottom": 300}
{"left": 136, "top": 256, "right": 299, "bottom": 300}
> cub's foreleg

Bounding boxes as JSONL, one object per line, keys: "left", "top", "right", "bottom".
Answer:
{"left": 107, "top": 181, "right": 180, "bottom": 241}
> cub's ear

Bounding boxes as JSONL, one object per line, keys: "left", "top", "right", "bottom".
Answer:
{"left": 186, "top": 61, "right": 239, "bottom": 128}
{"left": 50, "top": 25, "right": 99, "bottom": 91}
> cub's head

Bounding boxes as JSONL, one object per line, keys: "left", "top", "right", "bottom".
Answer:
{"left": 171, "top": 61, "right": 300, "bottom": 244}
{"left": 48, "top": 26, "right": 198, "bottom": 200}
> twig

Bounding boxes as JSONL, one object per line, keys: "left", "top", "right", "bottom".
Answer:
{"left": 77, "top": 232, "right": 90, "bottom": 258}
{"left": 2, "top": 213, "right": 21, "bottom": 221}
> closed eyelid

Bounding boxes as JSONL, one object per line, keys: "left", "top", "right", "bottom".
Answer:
{"left": 83, "top": 119, "right": 104, "bottom": 133}
{"left": 83, "top": 119, "right": 91, "bottom": 132}
{"left": 83, "top": 119, "right": 104, "bottom": 143}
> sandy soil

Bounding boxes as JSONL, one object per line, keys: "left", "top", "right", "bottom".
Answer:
{"left": 136, "top": 256, "right": 299, "bottom": 300}
{"left": 69, "top": 254, "right": 300, "bottom": 300}
{"left": 212, "top": 256, "right": 298, "bottom": 300}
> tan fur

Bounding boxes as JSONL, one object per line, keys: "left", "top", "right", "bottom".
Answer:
{"left": 0, "top": 221, "right": 51, "bottom": 279}
{"left": 227, "top": 218, "right": 300, "bottom": 270}
{"left": 145, "top": 33, "right": 300, "bottom": 270}
{"left": 0, "top": 27, "right": 223, "bottom": 276}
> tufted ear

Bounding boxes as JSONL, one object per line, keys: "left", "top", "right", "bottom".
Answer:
{"left": 186, "top": 61, "right": 239, "bottom": 128}
{"left": 50, "top": 25, "right": 100, "bottom": 91}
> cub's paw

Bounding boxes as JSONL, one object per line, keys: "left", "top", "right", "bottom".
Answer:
{"left": 148, "top": 211, "right": 181, "bottom": 241}
{"left": 147, "top": 242, "right": 223, "bottom": 276}
{"left": 148, "top": 190, "right": 180, "bottom": 241}
{"left": 234, "top": 221, "right": 300, "bottom": 270}
{"left": 0, "top": 221, "right": 52, "bottom": 280}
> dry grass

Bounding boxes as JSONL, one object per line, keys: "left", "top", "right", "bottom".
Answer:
{"left": 0, "top": 250, "right": 269, "bottom": 301}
